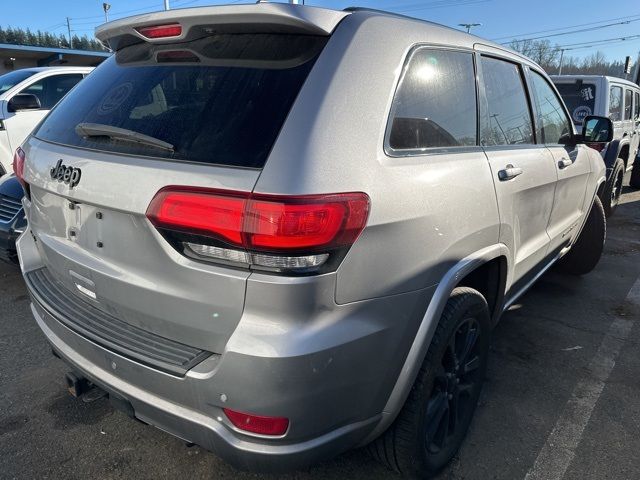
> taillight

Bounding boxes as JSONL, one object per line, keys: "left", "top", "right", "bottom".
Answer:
{"left": 135, "top": 23, "right": 182, "bottom": 39}
{"left": 13, "top": 147, "right": 27, "bottom": 189}
{"left": 146, "top": 188, "right": 370, "bottom": 274}
{"left": 586, "top": 142, "right": 607, "bottom": 153}
{"left": 223, "top": 408, "right": 289, "bottom": 436}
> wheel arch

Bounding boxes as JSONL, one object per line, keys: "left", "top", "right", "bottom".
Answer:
{"left": 603, "top": 139, "right": 629, "bottom": 172}
{"left": 360, "top": 244, "right": 510, "bottom": 444}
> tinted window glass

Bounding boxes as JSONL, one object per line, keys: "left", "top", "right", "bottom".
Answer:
{"left": 609, "top": 86, "right": 623, "bottom": 121}
{"left": 35, "top": 34, "right": 327, "bottom": 168}
{"left": 0, "top": 69, "right": 37, "bottom": 95}
{"left": 555, "top": 82, "right": 596, "bottom": 125}
{"left": 635, "top": 92, "right": 640, "bottom": 119}
{"left": 21, "top": 74, "right": 84, "bottom": 109}
{"left": 387, "top": 49, "right": 477, "bottom": 151}
{"left": 624, "top": 89, "right": 633, "bottom": 120}
{"left": 480, "top": 57, "right": 533, "bottom": 145}
{"left": 530, "top": 71, "right": 572, "bottom": 144}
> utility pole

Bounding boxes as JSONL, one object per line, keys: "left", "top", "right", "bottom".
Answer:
{"left": 164, "top": 0, "right": 170, "bottom": 10}
{"left": 66, "top": 17, "right": 73, "bottom": 49}
{"left": 558, "top": 49, "right": 565, "bottom": 75}
{"left": 458, "top": 23, "right": 481, "bottom": 33}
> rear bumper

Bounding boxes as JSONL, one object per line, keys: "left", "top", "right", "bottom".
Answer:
{"left": 32, "top": 300, "right": 382, "bottom": 471}
{"left": 24, "top": 263, "right": 434, "bottom": 471}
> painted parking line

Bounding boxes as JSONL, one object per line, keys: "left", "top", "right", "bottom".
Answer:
{"left": 523, "top": 276, "right": 640, "bottom": 480}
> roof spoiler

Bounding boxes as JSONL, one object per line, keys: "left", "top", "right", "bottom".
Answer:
{"left": 96, "top": 3, "right": 350, "bottom": 51}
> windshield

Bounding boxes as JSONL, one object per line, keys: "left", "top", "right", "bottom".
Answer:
{"left": 555, "top": 82, "right": 597, "bottom": 125}
{"left": 0, "top": 70, "right": 37, "bottom": 96}
{"left": 34, "top": 33, "right": 327, "bottom": 169}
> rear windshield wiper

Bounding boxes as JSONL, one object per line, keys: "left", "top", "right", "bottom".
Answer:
{"left": 75, "top": 123, "right": 174, "bottom": 152}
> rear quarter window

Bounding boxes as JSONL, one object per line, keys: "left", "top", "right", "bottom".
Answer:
{"left": 386, "top": 48, "right": 478, "bottom": 153}
{"left": 555, "top": 82, "right": 596, "bottom": 125}
{"left": 34, "top": 34, "right": 327, "bottom": 169}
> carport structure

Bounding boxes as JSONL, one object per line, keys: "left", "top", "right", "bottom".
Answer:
{"left": 0, "top": 43, "right": 110, "bottom": 74}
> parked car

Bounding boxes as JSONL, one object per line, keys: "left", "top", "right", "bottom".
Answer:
{"left": 16, "top": 4, "right": 610, "bottom": 478}
{"left": 551, "top": 75, "right": 640, "bottom": 214}
{"left": 0, "top": 174, "right": 25, "bottom": 264}
{"left": 0, "top": 66, "right": 93, "bottom": 176}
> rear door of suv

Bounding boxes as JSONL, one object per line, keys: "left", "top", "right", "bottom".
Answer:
{"left": 476, "top": 52, "right": 557, "bottom": 290}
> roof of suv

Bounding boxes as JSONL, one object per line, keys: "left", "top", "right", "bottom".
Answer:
{"left": 95, "top": 3, "right": 533, "bottom": 67}
{"left": 551, "top": 75, "right": 640, "bottom": 89}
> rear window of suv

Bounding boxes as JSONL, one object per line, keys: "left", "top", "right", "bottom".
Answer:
{"left": 34, "top": 34, "right": 327, "bottom": 169}
{"left": 555, "top": 82, "right": 596, "bottom": 125}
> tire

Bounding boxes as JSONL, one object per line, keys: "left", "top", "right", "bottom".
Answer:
{"left": 556, "top": 195, "right": 606, "bottom": 276}
{"left": 630, "top": 156, "right": 640, "bottom": 189}
{"left": 600, "top": 158, "right": 624, "bottom": 217}
{"left": 369, "top": 287, "right": 491, "bottom": 479}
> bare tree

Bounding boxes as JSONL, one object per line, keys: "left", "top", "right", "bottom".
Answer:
{"left": 509, "top": 39, "right": 635, "bottom": 77}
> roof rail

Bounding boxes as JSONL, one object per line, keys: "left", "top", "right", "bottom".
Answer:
{"left": 342, "top": 6, "right": 416, "bottom": 21}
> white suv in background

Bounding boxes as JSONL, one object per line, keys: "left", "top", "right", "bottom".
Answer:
{"left": 552, "top": 75, "right": 640, "bottom": 214}
{"left": 0, "top": 67, "right": 93, "bottom": 176}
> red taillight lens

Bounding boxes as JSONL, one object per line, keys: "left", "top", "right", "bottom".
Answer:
{"left": 586, "top": 142, "right": 606, "bottom": 152}
{"left": 223, "top": 408, "right": 289, "bottom": 436}
{"left": 146, "top": 188, "right": 370, "bottom": 253}
{"left": 246, "top": 194, "right": 369, "bottom": 250}
{"left": 12, "top": 147, "right": 26, "bottom": 188}
{"left": 147, "top": 190, "right": 247, "bottom": 245}
{"left": 136, "top": 23, "right": 182, "bottom": 39}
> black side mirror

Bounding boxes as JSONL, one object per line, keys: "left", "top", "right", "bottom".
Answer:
{"left": 582, "top": 115, "right": 613, "bottom": 143}
{"left": 8, "top": 94, "right": 41, "bottom": 113}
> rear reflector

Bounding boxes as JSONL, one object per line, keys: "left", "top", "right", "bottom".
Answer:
{"left": 147, "top": 188, "right": 370, "bottom": 253}
{"left": 136, "top": 23, "right": 182, "bottom": 39}
{"left": 223, "top": 408, "right": 289, "bottom": 436}
{"left": 13, "top": 147, "right": 26, "bottom": 189}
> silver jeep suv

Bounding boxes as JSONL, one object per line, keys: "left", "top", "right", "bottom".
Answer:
{"left": 16, "top": 4, "right": 610, "bottom": 478}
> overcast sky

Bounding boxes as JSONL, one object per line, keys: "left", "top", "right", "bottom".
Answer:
{"left": 2, "top": 0, "right": 640, "bottom": 61}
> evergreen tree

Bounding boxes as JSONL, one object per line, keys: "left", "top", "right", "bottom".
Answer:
{"left": 0, "top": 25, "right": 108, "bottom": 51}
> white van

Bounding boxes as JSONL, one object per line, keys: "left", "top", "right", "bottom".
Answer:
{"left": 0, "top": 67, "right": 93, "bottom": 176}
{"left": 552, "top": 75, "right": 640, "bottom": 213}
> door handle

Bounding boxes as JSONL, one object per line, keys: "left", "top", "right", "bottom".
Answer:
{"left": 498, "top": 164, "right": 523, "bottom": 181}
{"left": 558, "top": 158, "right": 573, "bottom": 169}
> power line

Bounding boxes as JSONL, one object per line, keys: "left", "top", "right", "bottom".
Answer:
{"left": 492, "top": 13, "right": 640, "bottom": 41}
{"left": 502, "top": 17, "right": 640, "bottom": 45}
{"left": 556, "top": 34, "right": 640, "bottom": 49}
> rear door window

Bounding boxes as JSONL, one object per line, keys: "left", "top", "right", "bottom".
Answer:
{"left": 386, "top": 48, "right": 477, "bottom": 152}
{"left": 20, "top": 74, "right": 85, "bottom": 110}
{"left": 624, "top": 89, "right": 633, "bottom": 120}
{"left": 554, "top": 82, "right": 596, "bottom": 125}
{"left": 34, "top": 34, "right": 327, "bottom": 169}
{"left": 635, "top": 92, "right": 640, "bottom": 119}
{"left": 609, "top": 86, "right": 623, "bottom": 121}
{"left": 480, "top": 56, "right": 534, "bottom": 146}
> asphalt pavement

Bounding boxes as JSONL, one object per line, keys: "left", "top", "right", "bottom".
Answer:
{"left": 1, "top": 178, "right": 639, "bottom": 480}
